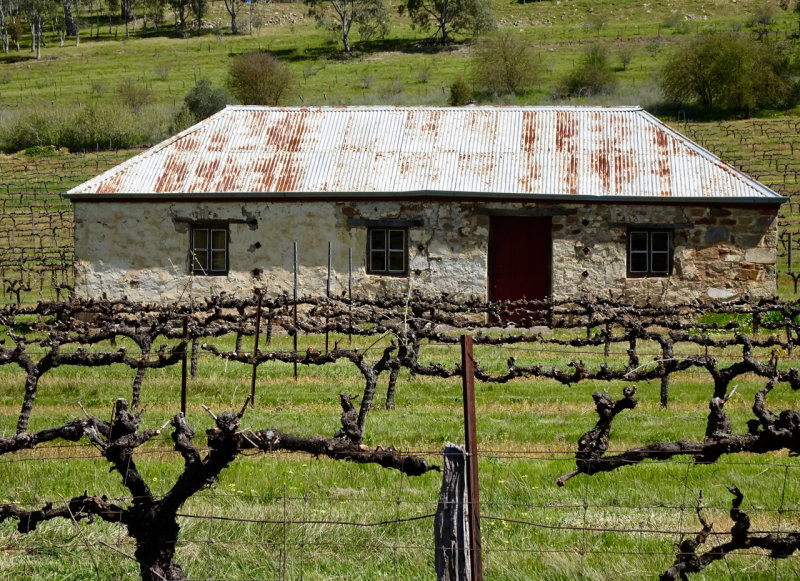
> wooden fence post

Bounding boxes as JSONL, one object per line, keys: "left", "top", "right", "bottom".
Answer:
{"left": 435, "top": 444, "right": 470, "bottom": 581}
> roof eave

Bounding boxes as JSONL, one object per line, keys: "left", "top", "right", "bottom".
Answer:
{"left": 63, "top": 190, "right": 788, "bottom": 205}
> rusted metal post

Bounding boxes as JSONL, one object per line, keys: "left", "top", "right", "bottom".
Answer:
{"left": 250, "top": 291, "right": 263, "bottom": 408}
{"left": 325, "top": 241, "right": 331, "bottom": 354}
{"left": 181, "top": 315, "right": 188, "bottom": 415}
{"left": 460, "top": 335, "right": 483, "bottom": 581}
{"left": 293, "top": 242, "right": 298, "bottom": 381}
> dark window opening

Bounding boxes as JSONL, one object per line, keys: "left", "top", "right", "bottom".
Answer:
{"left": 628, "top": 230, "right": 672, "bottom": 278}
{"left": 368, "top": 228, "right": 407, "bottom": 275}
{"left": 191, "top": 226, "right": 228, "bottom": 275}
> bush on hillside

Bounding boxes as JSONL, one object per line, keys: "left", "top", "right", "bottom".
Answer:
{"left": 470, "top": 29, "right": 540, "bottom": 96}
{"left": 557, "top": 44, "right": 617, "bottom": 98}
{"left": 448, "top": 75, "right": 472, "bottom": 106}
{"left": 227, "top": 52, "right": 295, "bottom": 106}
{"left": 116, "top": 78, "right": 153, "bottom": 112}
{"left": 183, "top": 78, "right": 232, "bottom": 122}
{"left": 660, "top": 32, "right": 795, "bottom": 115}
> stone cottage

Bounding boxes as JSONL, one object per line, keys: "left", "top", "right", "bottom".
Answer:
{"left": 65, "top": 106, "right": 783, "bottom": 305}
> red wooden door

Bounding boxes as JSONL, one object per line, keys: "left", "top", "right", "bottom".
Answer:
{"left": 488, "top": 216, "right": 551, "bottom": 303}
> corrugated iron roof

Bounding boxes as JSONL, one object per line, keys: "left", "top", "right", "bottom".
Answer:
{"left": 66, "top": 106, "right": 784, "bottom": 202}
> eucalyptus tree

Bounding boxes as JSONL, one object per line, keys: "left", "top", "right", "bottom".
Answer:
{"left": 306, "top": 0, "right": 389, "bottom": 53}
{"left": 61, "top": 0, "right": 77, "bottom": 36}
{"left": 0, "top": 0, "right": 17, "bottom": 53}
{"left": 168, "top": 0, "right": 188, "bottom": 33}
{"left": 223, "top": 0, "right": 236, "bottom": 33}
{"left": 20, "top": 0, "right": 56, "bottom": 58}
{"left": 189, "top": 0, "right": 205, "bottom": 35}
{"left": 400, "top": 0, "right": 494, "bottom": 45}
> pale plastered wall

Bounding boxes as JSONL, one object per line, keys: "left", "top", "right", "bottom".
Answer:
{"left": 72, "top": 200, "right": 778, "bottom": 304}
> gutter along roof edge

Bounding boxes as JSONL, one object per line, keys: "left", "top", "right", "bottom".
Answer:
{"left": 63, "top": 190, "right": 788, "bottom": 205}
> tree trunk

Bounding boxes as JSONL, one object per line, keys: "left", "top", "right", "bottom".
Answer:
{"left": 130, "top": 515, "right": 187, "bottom": 581}
{"left": 1, "top": 4, "right": 8, "bottom": 54}
{"left": 341, "top": 16, "right": 350, "bottom": 53}
{"left": 385, "top": 365, "right": 399, "bottom": 410}
{"left": 17, "top": 372, "right": 39, "bottom": 433}
{"left": 121, "top": 0, "right": 132, "bottom": 22}
{"left": 131, "top": 342, "right": 151, "bottom": 408}
{"left": 63, "top": 0, "right": 78, "bottom": 36}
{"left": 225, "top": 0, "right": 237, "bottom": 34}
{"left": 35, "top": 18, "right": 41, "bottom": 59}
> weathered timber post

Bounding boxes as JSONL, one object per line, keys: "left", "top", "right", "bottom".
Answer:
{"left": 435, "top": 444, "right": 470, "bottom": 581}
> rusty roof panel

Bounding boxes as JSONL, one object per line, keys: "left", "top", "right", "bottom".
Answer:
{"left": 67, "top": 106, "right": 783, "bottom": 201}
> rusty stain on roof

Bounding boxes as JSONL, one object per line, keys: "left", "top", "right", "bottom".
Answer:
{"left": 67, "top": 106, "right": 784, "bottom": 201}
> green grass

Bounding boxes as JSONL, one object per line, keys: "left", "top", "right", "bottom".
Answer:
{"left": 0, "top": 331, "right": 798, "bottom": 579}
{"left": 2, "top": 3, "right": 800, "bottom": 571}
{"left": 1, "top": 0, "right": 799, "bottom": 116}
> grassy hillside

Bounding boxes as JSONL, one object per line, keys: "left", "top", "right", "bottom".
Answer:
{"left": 1, "top": 0, "right": 799, "bottom": 126}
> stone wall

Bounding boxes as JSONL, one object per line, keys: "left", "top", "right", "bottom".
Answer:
{"left": 72, "top": 199, "right": 778, "bottom": 304}
{"left": 550, "top": 203, "right": 778, "bottom": 303}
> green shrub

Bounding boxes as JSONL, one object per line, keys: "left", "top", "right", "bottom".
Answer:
{"left": 660, "top": 32, "right": 795, "bottom": 115}
{"left": 557, "top": 44, "right": 617, "bottom": 98}
{"left": 448, "top": 75, "right": 472, "bottom": 106}
{"left": 183, "top": 78, "right": 232, "bottom": 122}
{"left": 227, "top": 52, "right": 295, "bottom": 106}
{"left": 116, "top": 78, "right": 153, "bottom": 112}
{"left": 470, "top": 29, "right": 540, "bottom": 96}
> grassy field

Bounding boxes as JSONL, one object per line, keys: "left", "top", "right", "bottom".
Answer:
{"left": 1, "top": 0, "right": 799, "bottom": 128}
{"left": 1, "top": 1, "right": 799, "bottom": 578}
{"left": 0, "top": 330, "right": 799, "bottom": 579}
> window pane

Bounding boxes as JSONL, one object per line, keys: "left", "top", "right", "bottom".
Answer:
{"left": 388, "top": 230, "right": 405, "bottom": 251}
{"left": 388, "top": 250, "right": 404, "bottom": 272}
{"left": 371, "top": 252, "right": 386, "bottom": 272}
{"left": 211, "top": 250, "right": 226, "bottom": 271}
{"left": 211, "top": 230, "right": 226, "bottom": 250}
{"left": 370, "top": 230, "right": 386, "bottom": 251}
{"left": 630, "top": 232, "right": 647, "bottom": 252}
{"left": 651, "top": 252, "right": 669, "bottom": 273}
{"left": 651, "top": 232, "right": 669, "bottom": 252}
{"left": 192, "top": 250, "right": 209, "bottom": 272}
{"left": 630, "top": 253, "right": 647, "bottom": 272}
{"left": 193, "top": 229, "right": 208, "bottom": 251}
